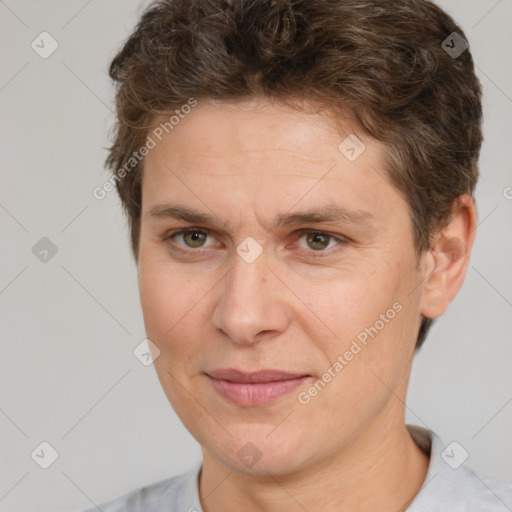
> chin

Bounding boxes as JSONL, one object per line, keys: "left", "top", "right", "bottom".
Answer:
{"left": 201, "top": 426, "right": 313, "bottom": 476}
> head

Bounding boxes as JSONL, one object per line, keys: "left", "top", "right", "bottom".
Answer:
{"left": 105, "top": 0, "right": 482, "bottom": 476}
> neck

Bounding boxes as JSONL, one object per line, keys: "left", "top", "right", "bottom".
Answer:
{"left": 198, "top": 418, "right": 430, "bottom": 512}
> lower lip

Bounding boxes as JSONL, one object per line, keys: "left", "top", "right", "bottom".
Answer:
{"left": 208, "top": 375, "right": 310, "bottom": 407}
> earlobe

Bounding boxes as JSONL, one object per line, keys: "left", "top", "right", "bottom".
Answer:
{"left": 419, "top": 195, "right": 477, "bottom": 319}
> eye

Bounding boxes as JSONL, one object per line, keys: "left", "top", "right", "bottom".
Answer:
{"left": 162, "top": 228, "right": 346, "bottom": 256}
{"left": 295, "top": 230, "right": 345, "bottom": 253}
{"left": 165, "top": 228, "right": 213, "bottom": 249}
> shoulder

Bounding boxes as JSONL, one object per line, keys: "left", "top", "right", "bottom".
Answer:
{"left": 406, "top": 425, "right": 512, "bottom": 511}
{"left": 81, "top": 464, "right": 202, "bottom": 512}
{"left": 421, "top": 465, "right": 512, "bottom": 511}
{"left": 448, "top": 466, "right": 512, "bottom": 509}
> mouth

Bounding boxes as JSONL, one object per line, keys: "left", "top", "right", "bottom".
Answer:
{"left": 205, "top": 369, "right": 312, "bottom": 407}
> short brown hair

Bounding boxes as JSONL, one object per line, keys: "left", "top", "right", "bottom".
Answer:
{"left": 106, "top": 0, "right": 482, "bottom": 350}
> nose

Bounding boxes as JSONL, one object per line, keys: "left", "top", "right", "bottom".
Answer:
{"left": 211, "top": 252, "right": 291, "bottom": 346}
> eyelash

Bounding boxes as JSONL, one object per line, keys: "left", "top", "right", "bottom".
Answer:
{"left": 161, "top": 228, "right": 347, "bottom": 258}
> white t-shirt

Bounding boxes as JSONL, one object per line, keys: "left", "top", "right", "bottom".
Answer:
{"left": 83, "top": 425, "right": 512, "bottom": 511}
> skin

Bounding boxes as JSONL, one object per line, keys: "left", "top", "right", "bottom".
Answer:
{"left": 137, "top": 97, "right": 476, "bottom": 511}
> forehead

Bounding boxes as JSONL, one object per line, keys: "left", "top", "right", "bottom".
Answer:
{"left": 140, "top": 98, "right": 406, "bottom": 225}
{"left": 147, "top": 98, "right": 362, "bottom": 166}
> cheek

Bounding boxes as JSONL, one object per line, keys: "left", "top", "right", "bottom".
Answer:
{"left": 138, "top": 260, "right": 201, "bottom": 356}
{"left": 302, "top": 300, "right": 414, "bottom": 430}
{"left": 289, "top": 256, "right": 419, "bottom": 398}
{"left": 292, "top": 268, "right": 402, "bottom": 350}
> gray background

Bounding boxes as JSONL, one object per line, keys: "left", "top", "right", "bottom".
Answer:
{"left": 0, "top": 0, "right": 510, "bottom": 510}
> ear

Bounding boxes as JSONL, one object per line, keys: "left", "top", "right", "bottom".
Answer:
{"left": 419, "top": 194, "right": 477, "bottom": 319}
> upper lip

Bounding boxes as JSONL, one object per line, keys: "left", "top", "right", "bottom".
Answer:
{"left": 207, "top": 369, "right": 309, "bottom": 383}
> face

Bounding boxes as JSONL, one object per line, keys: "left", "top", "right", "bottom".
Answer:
{"left": 138, "top": 98, "right": 426, "bottom": 476}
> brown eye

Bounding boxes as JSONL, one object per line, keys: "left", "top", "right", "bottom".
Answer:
{"left": 305, "top": 232, "right": 331, "bottom": 251}
{"left": 294, "top": 229, "right": 346, "bottom": 256}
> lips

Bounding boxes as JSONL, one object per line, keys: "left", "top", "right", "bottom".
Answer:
{"left": 206, "top": 368, "right": 311, "bottom": 407}
{"left": 207, "top": 368, "right": 308, "bottom": 383}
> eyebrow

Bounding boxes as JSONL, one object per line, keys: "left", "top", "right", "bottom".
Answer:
{"left": 147, "top": 203, "right": 373, "bottom": 231}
